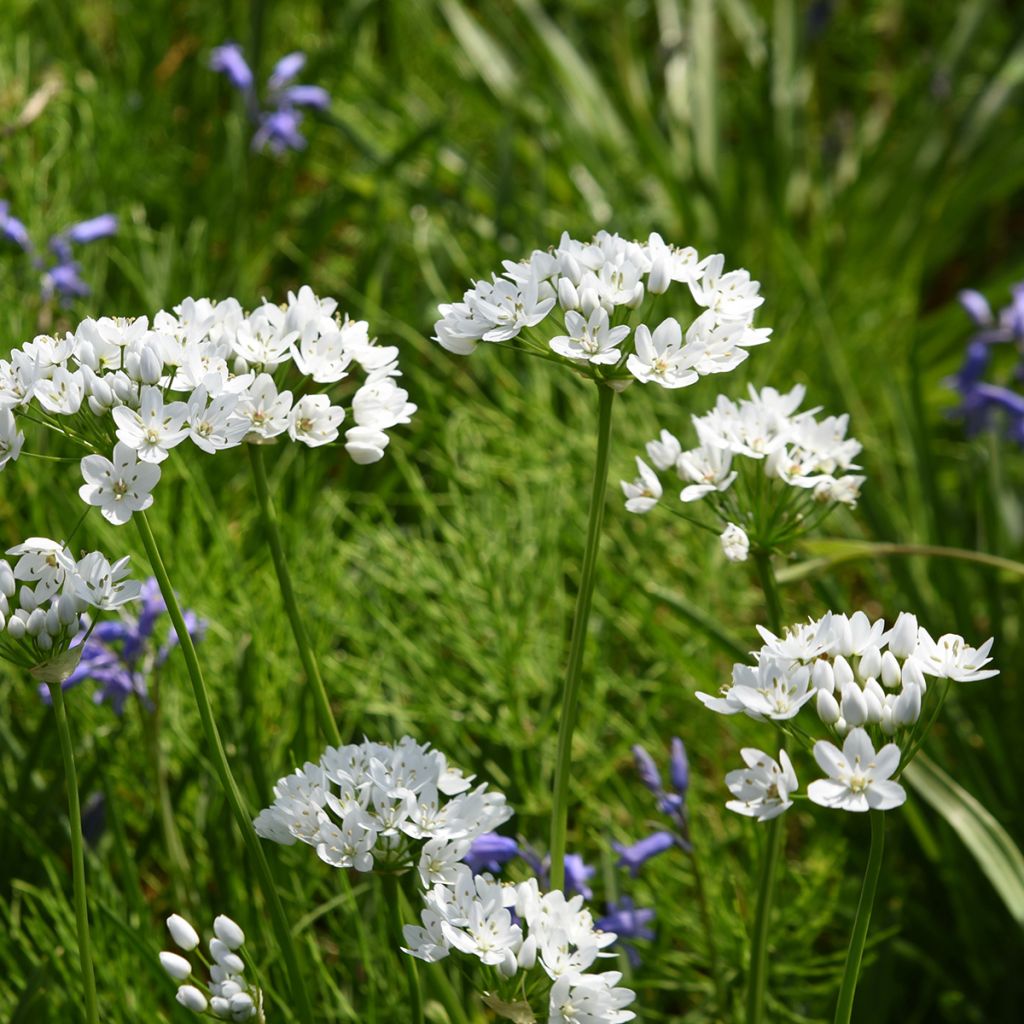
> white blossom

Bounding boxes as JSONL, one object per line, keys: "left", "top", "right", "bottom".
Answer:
{"left": 79, "top": 442, "right": 161, "bottom": 525}
{"left": 807, "top": 729, "right": 906, "bottom": 812}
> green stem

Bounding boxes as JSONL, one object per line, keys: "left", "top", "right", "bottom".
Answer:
{"left": 834, "top": 811, "right": 886, "bottom": 1024}
{"left": 48, "top": 681, "right": 99, "bottom": 1024}
{"left": 746, "top": 550, "right": 785, "bottom": 1024}
{"left": 135, "top": 511, "right": 314, "bottom": 1024}
{"left": 249, "top": 444, "right": 342, "bottom": 747}
{"left": 549, "top": 383, "right": 615, "bottom": 892}
{"left": 746, "top": 815, "right": 783, "bottom": 1024}
{"left": 384, "top": 875, "right": 423, "bottom": 1024}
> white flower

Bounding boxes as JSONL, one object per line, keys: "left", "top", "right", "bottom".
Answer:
{"left": 548, "top": 972, "right": 636, "bottom": 1024}
{"left": 69, "top": 552, "right": 141, "bottom": 609}
{"left": 167, "top": 914, "right": 200, "bottom": 951}
{"left": 6, "top": 538, "right": 76, "bottom": 600}
{"left": 727, "top": 750, "right": 798, "bottom": 821}
{"left": 698, "top": 658, "right": 813, "bottom": 720}
{"left": 620, "top": 457, "right": 662, "bottom": 514}
{"left": 315, "top": 810, "right": 377, "bottom": 871}
{"left": 186, "top": 387, "right": 250, "bottom": 453}
{"left": 344, "top": 425, "right": 391, "bottom": 464}
{"left": 213, "top": 916, "right": 246, "bottom": 950}
{"left": 79, "top": 442, "right": 161, "bottom": 525}
{"left": 288, "top": 394, "right": 344, "bottom": 447}
{"left": 159, "top": 952, "right": 192, "bottom": 980}
{"left": 644, "top": 429, "right": 681, "bottom": 471}
{"left": 233, "top": 374, "right": 294, "bottom": 442}
{"left": 914, "top": 630, "right": 998, "bottom": 682}
{"left": 176, "top": 985, "right": 208, "bottom": 1012}
{"left": 351, "top": 378, "right": 416, "bottom": 431}
{"left": 720, "top": 523, "right": 749, "bottom": 562}
{"left": 290, "top": 328, "right": 354, "bottom": 383}
{"left": 807, "top": 729, "right": 906, "bottom": 812}
{"left": 677, "top": 444, "right": 736, "bottom": 502}
{"left": 626, "top": 318, "right": 700, "bottom": 388}
{"left": 550, "top": 309, "right": 630, "bottom": 365}
{"left": 111, "top": 385, "right": 190, "bottom": 463}
{"left": 32, "top": 367, "right": 85, "bottom": 415}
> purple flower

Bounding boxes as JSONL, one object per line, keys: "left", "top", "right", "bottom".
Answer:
{"left": 0, "top": 201, "right": 31, "bottom": 250}
{"left": 278, "top": 85, "right": 331, "bottom": 110}
{"left": 62, "top": 214, "right": 118, "bottom": 246}
{"left": 564, "top": 853, "right": 596, "bottom": 900}
{"left": 42, "top": 260, "right": 91, "bottom": 300}
{"left": 613, "top": 830, "right": 677, "bottom": 876}
{"left": 597, "top": 897, "right": 655, "bottom": 966}
{"left": 669, "top": 737, "right": 689, "bottom": 795}
{"left": 210, "top": 42, "right": 254, "bottom": 93}
{"left": 632, "top": 744, "right": 662, "bottom": 795}
{"left": 252, "top": 108, "right": 307, "bottom": 154}
{"left": 959, "top": 289, "right": 993, "bottom": 327}
{"left": 268, "top": 52, "right": 306, "bottom": 90}
{"left": 463, "top": 832, "right": 520, "bottom": 875}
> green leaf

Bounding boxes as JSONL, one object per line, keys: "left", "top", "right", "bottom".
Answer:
{"left": 905, "top": 754, "right": 1024, "bottom": 929}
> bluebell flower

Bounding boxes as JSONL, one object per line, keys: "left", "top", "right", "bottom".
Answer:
{"left": 209, "top": 41, "right": 331, "bottom": 154}
{"left": 39, "top": 578, "right": 203, "bottom": 713}
{"left": 632, "top": 737, "right": 690, "bottom": 829}
{"left": 597, "top": 897, "right": 655, "bottom": 967}
{"left": 0, "top": 201, "right": 31, "bottom": 250}
{"left": 613, "top": 831, "right": 677, "bottom": 876}
{"left": 564, "top": 853, "right": 596, "bottom": 900}
{"left": 463, "top": 832, "right": 520, "bottom": 874}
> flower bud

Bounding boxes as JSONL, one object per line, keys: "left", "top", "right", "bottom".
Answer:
{"left": 76, "top": 340, "right": 99, "bottom": 371}
{"left": 834, "top": 618, "right": 854, "bottom": 656}
{"left": 858, "top": 645, "right": 882, "bottom": 681}
{"left": 840, "top": 682, "right": 867, "bottom": 727}
{"left": 580, "top": 286, "right": 601, "bottom": 317}
{"left": 902, "top": 656, "right": 927, "bottom": 693}
{"left": 864, "top": 678, "right": 886, "bottom": 705}
{"left": 669, "top": 737, "right": 689, "bottom": 794}
{"left": 557, "top": 277, "right": 580, "bottom": 310}
{"left": 210, "top": 996, "right": 232, "bottom": 1018}
{"left": 6, "top": 612, "right": 26, "bottom": 639}
{"left": 833, "top": 655, "right": 855, "bottom": 689}
{"left": 888, "top": 612, "right": 918, "bottom": 659}
{"left": 863, "top": 688, "right": 883, "bottom": 724}
{"left": 648, "top": 257, "right": 671, "bottom": 295}
{"left": 87, "top": 396, "right": 107, "bottom": 417}
{"left": 210, "top": 938, "right": 245, "bottom": 973}
{"left": 561, "top": 253, "right": 582, "bottom": 284}
{"left": 0, "top": 560, "right": 14, "bottom": 598}
{"left": 57, "top": 594, "right": 80, "bottom": 625}
{"left": 880, "top": 651, "right": 902, "bottom": 689}
{"left": 167, "top": 914, "right": 200, "bottom": 951}
{"left": 37, "top": 631, "right": 53, "bottom": 651}
{"left": 124, "top": 350, "right": 142, "bottom": 380}
{"left": 625, "top": 282, "right": 646, "bottom": 308}
{"left": 893, "top": 684, "right": 922, "bottom": 727}
{"left": 140, "top": 346, "right": 163, "bottom": 385}
{"left": 176, "top": 985, "right": 208, "bottom": 1012}
{"left": 219, "top": 979, "right": 242, "bottom": 998}
{"left": 45, "top": 603, "right": 61, "bottom": 635}
{"left": 159, "top": 951, "right": 192, "bottom": 980}
{"left": 233, "top": 356, "right": 250, "bottom": 376}
{"left": 111, "top": 372, "right": 136, "bottom": 403}
{"left": 20, "top": 587, "right": 38, "bottom": 612}
{"left": 213, "top": 915, "right": 246, "bottom": 950}
{"left": 497, "top": 947, "right": 518, "bottom": 979}
{"left": 834, "top": 716, "right": 849, "bottom": 737}
{"left": 811, "top": 659, "right": 835, "bottom": 693}
{"left": 880, "top": 703, "right": 896, "bottom": 735}
{"left": 26, "top": 608, "right": 45, "bottom": 636}
{"left": 517, "top": 934, "right": 537, "bottom": 970}
{"left": 816, "top": 688, "right": 840, "bottom": 724}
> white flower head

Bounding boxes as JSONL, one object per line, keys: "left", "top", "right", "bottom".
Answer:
{"left": 725, "top": 748, "right": 797, "bottom": 820}
{"left": 720, "top": 523, "right": 749, "bottom": 562}
{"left": 620, "top": 457, "right": 662, "bottom": 514}
{"left": 111, "top": 385, "right": 190, "bottom": 463}
{"left": 550, "top": 308, "right": 630, "bottom": 365}
{"left": 288, "top": 394, "right": 344, "bottom": 447}
{"left": 79, "top": 442, "right": 161, "bottom": 525}
{"left": 807, "top": 728, "right": 906, "bottom": 812}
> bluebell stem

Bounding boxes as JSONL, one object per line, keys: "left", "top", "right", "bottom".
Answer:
{"left": 209, "top": 41, "right": 331, "bottom": 154}
{"left": 597, "top": 897, "right": 656, "bottom": 967}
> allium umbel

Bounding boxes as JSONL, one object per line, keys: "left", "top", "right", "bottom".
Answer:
{"left": 433, "top": 231, "right": 770, "bottom": 389}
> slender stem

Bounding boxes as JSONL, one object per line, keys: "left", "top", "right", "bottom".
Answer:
{"left": 384, "top": 875, "right": 423, "bottom": 1024}
{"left": 834, "top": 811, "right": 886, "bottom": 1024}
{"left": 549, "top": 383, "right": 615, "bottom": 892}
{"left": 747, "top": 550, "right": 785, "bottom": 1024}
{"left": 746, "top": 815, "right": 783, "bottom": 1024}
{"left": 248, "top": 444, "right": 341, "bottom": 746}
{"left": 48, "top": 681, "right": 99, "bottom": 1024}
{"left": 135, "top": 511, "right": 314, "bottom": 1024}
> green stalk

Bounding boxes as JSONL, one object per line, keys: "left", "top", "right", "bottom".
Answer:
{"left": 746, "top": 549, "right": 785, "bottom": 1024}
{"left": 833, "top": 811, "right": 886, "bottom": 1024}
{"left": 135, "top": 511, "right": 314, "bottom": 1024}
{"left": 249, "top": 444, "right": 342, "bottom": 747}
{"left": 384, "top": 875, "right": 423, "bottom": 1024}
{"left": 746, "top": 815, "right": 783, "bottom": 1024}
{"left": 549, "top": 383, "right": 615, "bottom": 891}
{"left": 48, "top": 681, "right": 99, "bottom": 1024}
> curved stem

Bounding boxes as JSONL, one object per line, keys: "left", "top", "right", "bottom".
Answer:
{"left": 834, "top": 811, "right": 886, "bottom": 1024}
{"left": 135, "top": 511, "right": 314, "bottom": 1024}
{"left": 746, "top": 815, "right": 783, "bottom": 1024}
{"left": 48, "top": 681, "right": 99, "bottom": 1024}
{"left": 549, "top": 383, "right": 615, "bottom": 891}
{"left": 384, "top": 875, "right": 423, "bottom": 1024}
{"left": 248, "top": 445, "right": 341, "bottom": 746}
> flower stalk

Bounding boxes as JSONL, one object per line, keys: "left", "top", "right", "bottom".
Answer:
{"left": 135, "top": 510, "right": 314, "bottom": 1024}
{"left": 549, "top": 382, "right": 615, "bottom": 891}
{"left": 248, "top": 443, "right": 341, "bottom": 746}
{"left": 48, "top": 680, "right": 99, "bottom": 1024}
{"left": 833, "top": 811, "right": 886, "bottom": 1024}
{"left": 384, "top": 875, "right": 423, "bottom": 1024}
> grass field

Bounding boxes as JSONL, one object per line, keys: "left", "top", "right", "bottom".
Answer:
{"left": 2, "top": 2, "right": 1024, "bottom": 1022}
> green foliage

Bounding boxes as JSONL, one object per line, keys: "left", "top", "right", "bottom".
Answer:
{"left": 2, "top": 1, "right": 1024, "bottom": 1021}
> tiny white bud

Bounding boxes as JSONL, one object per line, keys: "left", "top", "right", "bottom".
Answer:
{"left": 111, "top": 373, "right": 136, "bottom": 403}
{"left": 863, "top": 688, "right": 883, "bottom": 724}
{"left": 87, "top": 396, "right": 107, "bottom": 417}
{"left": 902, "top": 656, "right": 927, "bottom": 693}
{"left": 580, "top": 286, "right": 601, "bottom": 317}
{"left": 880, "top": 703, "right": 896, "bottom": 735}
{"left": 210, "top": 939, "right": 244, "bottom": 973}
{"left": 835, "top": 619, "right": 854, "bottom": 656}
{"left": 37, "top": 631, "right": 53, "bottom": 651}
{"left": 20, "top": 587, "right": 38, "bottom": 612}
{"left": 888, "top": 612, "right": 919, "bottom": 659}
{"left": 76, "top": 341, "right": 99, "bottom": 371}
{"left": 647, "top": 257, "right": 671, "bottom": 295}
{"left": 167, "top": 914, "right": 200, "bottom": 951}
{"left": 625, "top": 281, "right": 646, "bottom": 308}
{"left": 213, "top": 915, "right": 246, "bottom": 950}
{"left": 811, "top": 659, "right": 835, "bottom": 693}
{"left": 57, "top": 595, "right": 79, "bottom": 626}
{"left": 124, "top": 351, "right": 142, "bottom": 380}
{"left": 159, "top": 951, "right": 192, "bottom": 980}
{"left": 230, "top": 992, "right": 256, "bottom": 1021}
{"left": 497, "top": 947, "right": 518, "bottom": 979}
{"left": 834, "top": 716, "right": 849, "bottom": 737}
{"left": 210, "top": 996, "right": 232, "bottom": 1018}
{"left": 557, "top": 277, "right": 580, "bottom": 310}
{"left": 562, "top": 252, "right": 582, "bottom": 284}
{"left": 45, "top": 603, "right": 62, "bottom": 635}
{"left": 858, "top": 645, "right": 882, "bottom": 681}
{"left": 880, "top": 651, "right": 902, "bottom": 689}
{"left": 0, "top": 561, "right": 14, "bottom": 597}
{"left": 864, "top": 678, "right": 886, "bottom": 705}
{"left": 6, "top": 613, "right": 26, "bottom": 639}
{"left": 816, "top": 688, "right": 840, "bottom": 724}
{"left": 840, "top": 682, "right": 867, "bottom": 727}
{"left": 232, "top": 356, "right": 250, "bottom": 376}
{"left": 176, "top": 985, "right": 208, "bottom": 1012}
{"left": 833, "top": 655, "right": 855, "bottom": 689}
{"left": 517, "top": 934, "right": 537, "bottom": 970}
{"left": 893, "top": 684, "right": 923, "bottom": 727}
{"left": 26, "top": 608, "right": 46, "bottom": 637}
{"left": 219, "top": 980, "right": 242, "bottom": 999}
{"left": 139, "top": 347, "right": 163, "bottom": 385}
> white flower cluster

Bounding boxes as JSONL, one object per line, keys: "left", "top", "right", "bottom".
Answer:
{"left": 0, "top": 537, "right": 140, "bottom": 678}
{"left": 698, "top": 611, "right": 997, "bottom": 817}
{"left": 161, "top": 913, "right": 264, "bottom": 1021}
{"left": 404, "top": 865, "right": 635, "bottom": 1024}
{"left": 0, "top": 287, "right": 416, "bottom": 524}
{"left": 253, "top": 736, "right": 512, "bottom": 882}
{"left": 622, "top": 384, "right": 864, "bottom": 556}
{"left": 434, "top": 231, "right": 770, "bottom": 389}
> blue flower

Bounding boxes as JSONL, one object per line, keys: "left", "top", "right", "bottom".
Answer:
{"left": 597, "top": 897, "right": 656, "bottom": 966}
{"left": 463, "top": 832, "right": 520, "bottom": 875}
{"left": 613, "top": 830, "right": 678, "bottom": 876}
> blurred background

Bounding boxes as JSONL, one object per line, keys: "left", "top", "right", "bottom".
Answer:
{"left": 2, "top": 1, "right": 1024, "bottom": 1021}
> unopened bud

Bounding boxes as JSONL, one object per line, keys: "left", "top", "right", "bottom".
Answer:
{"left": 880, "top": 651, "right": 902, "bottom": 689}
{"left": 140, "top": 346, "right": 163, "bottom": 385}
{"left": 558, "top": 277, "right": 580, "bottom": 310}
{"left": 859, "top": 645, "right": 882, "bottom": 681}
{"left": 816, "top": 688, "right": 840, "bottom": 724}
{"left": 213, "top": 915, "right": 246, "bottom": 950}
{"left": 648, "top": 258, "right": 671, "bottom": 295}
{"left": 159, "top": 951, "right": 192, "bottom": 980}
{"left": 833, "top": 655, "right": 854, "bottom": 689}
{"left": 840, "top": 682, "right": 867, "bottom": 727}
{"left": 176, "top": 985, "right": 208, "bottom": 1012}
{"left": 167, "top": 914, "right": 200, "bottom": 951}
{"left": 811, "top": 659, "right": 835, "bottom": 693}
{"left": 888, "top": 612, "right": 918, "bottom": 659}
{"left": 893, "top": 684, "right": 922, "bottom": 727}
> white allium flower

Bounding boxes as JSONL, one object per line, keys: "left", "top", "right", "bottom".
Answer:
{"left": 807, "top": 728, "right": 906, "bottom": 812}
{"left": 914, "top": 630, "right": 998, "bottom": 682}
{"left": 626, "top": 318, "right": 700, "bottom": 388}
{"left": 550, "top": 309, "right": 630, "bottom": 364}
{"left": 720, "top": 523, "right": 749, "bottom": 562}
{"left": 288, "top": 394, "right": 344, "bottom": 447}
{"left": 69, "top": 552, "right": 141, "bottom": 609}
{"left": 677, "top": 444, "right": 736, "bottom": 502}
{"left": 111, "top": 385, "right": 189, "bottom": 463}
{"left": 0, "top": 409, "right": 25, "bottom": 470}
{"left": 620, "top": 457, "right": 662, "bottom": 514}
{"left": 79, "top": 442, "right": 161, "bottom": 525}
{"left": 548, "top": 972, "right": 637, "bottom": 1024}
{"left": 186, "top": 387, "right": 250, "bottom": 453}
{"left": 644, "top": 429, "right": 681, "bottom": 472}
{"left": 167, "top": 914, "right": 201, "bottom": 951}
{"left": 32, "top": 367, "right": 85, "bottom": 415}
{"left": 232, "top": 374, "right": 293, "bottom": 442}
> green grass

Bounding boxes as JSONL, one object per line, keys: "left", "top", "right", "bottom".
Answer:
{"left": 2, "top": 1, "right": 1024, "bottom": 1021}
